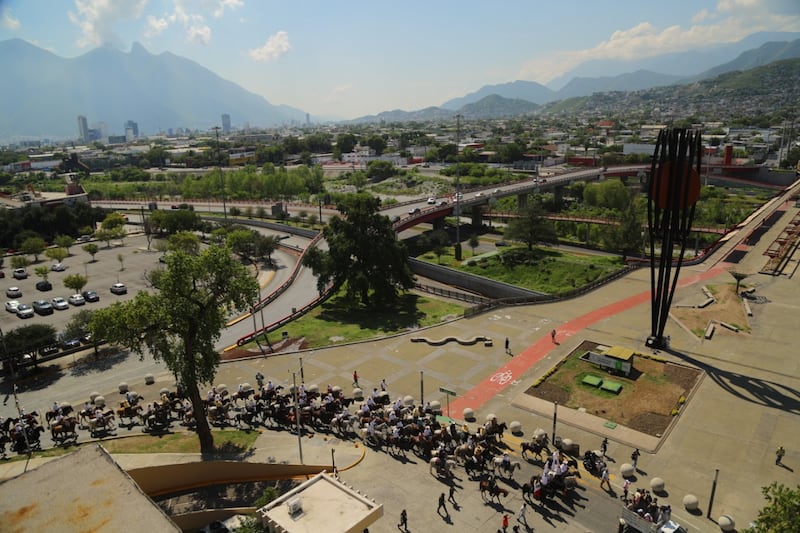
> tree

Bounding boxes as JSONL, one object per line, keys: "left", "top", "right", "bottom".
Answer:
{"left": 302, "top": 195, "right": 414, "bottom": 307}
{"left": 10, "top": 255, "right": 30, "bottom": 270}
{"left": 168, "top": 231, "right": 201, "bottom": 255}
{"left": 366, "top": 160, "right": 396, "bottom": 182}
{"left": 469, "top": 234, "right": 480, "bottom": 256}
{"left": 101, "top": 212, "right": 127, "bottom": 230}
{"left": 82, "top": 243, "right": 99, "bottom": 261}
{"left": 427, "top": 229, "right": 450, "bottom": 264}
{"left": 95, "top": 228, "right": 115, "bottom": 248}
{"left": 729, "top": 269, "right": 749, "bottom": 294}
{"left": 742, "top": 482, "right": 800, "bottom": 533}
{"left": 45, "top": 247, "right": 69, "bottom": 264}
{"left": 117, "top": 253, "right": 124, "bottom": 271}
{"left": 63, "top": 273, "right": 88, "bottom": 294}
{"left": 612, "top": 200, "right": 643, "bottom": 260}
{"left": 254, "top": 234, "right": 280, "bottom": 267}
{"left": 504, "top": 203, "right": 558, "bottom": 250}
{"left": 226, "top": 228, "right": 256, "bottom": 263}
{"left": 34, "top": 265, "right": 49, "bottom": 282}
{"left": 21, "top": 236, "right": 47, "bottom": 262}
{"left": 90, "top": 245, "right": 258, "bottom": 455}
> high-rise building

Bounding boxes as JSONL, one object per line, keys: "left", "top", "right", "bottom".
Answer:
{"left": 77, "top": 115, "right": 89, "bottom": 143}
{"left": 222, "top": 114, "right": 231, "bottom": 134}
{"left": 124, "top": 120, "right": 139, "bottom": 138}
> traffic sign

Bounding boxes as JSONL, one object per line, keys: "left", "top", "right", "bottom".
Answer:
{"left": 439, "top": 387, "right": 456, "bottom": 397}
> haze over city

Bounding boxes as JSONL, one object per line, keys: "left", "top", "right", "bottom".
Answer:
{"left": 1, "top": 0, "right": 798, "bottom": 119}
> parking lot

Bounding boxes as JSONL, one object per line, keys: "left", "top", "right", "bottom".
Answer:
{"left": 1, "top": 234, "right": 161, "bottom": 338}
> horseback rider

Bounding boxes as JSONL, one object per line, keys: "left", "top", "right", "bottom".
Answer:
{"left": 501, "top": 452, "right": 511, "bottom": 471}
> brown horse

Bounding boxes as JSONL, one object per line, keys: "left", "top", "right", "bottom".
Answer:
{"left": 479, "top": 480, "right": 509, "bottom": 502}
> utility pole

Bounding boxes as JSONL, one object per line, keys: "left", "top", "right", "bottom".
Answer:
{"left": 454, "top": 114, "right": 463, "bottom": 260}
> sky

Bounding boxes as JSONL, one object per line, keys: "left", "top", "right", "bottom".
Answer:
{"left": 1, "top": 0, "right": 799, "bottom": 119}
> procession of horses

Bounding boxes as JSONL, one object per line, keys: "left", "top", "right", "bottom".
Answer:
{"left": 1, "top": 373, "right": 584, "bottom": 516}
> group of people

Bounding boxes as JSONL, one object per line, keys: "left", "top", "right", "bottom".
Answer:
{"left": 625, "top": 487, "right": 671, "bottom": 525}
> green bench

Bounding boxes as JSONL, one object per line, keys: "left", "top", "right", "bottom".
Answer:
{"left": 582, "top": 374, "right": 603, "bottom": 387}
{"left": 600, "top": 380, "right": 623, "bottom": 394}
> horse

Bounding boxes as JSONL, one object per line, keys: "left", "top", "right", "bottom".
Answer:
{"left": 429, "top": 456, "right": 457, "bottom": 477}
{"left": 116, "top": 404, "right": 144, "bottom": 427}
{"left": 479, "top": 480, "right": 509, "bottom": 502}
{"left": 492, "top": 456, "right": 522, "bottom": 478}
{"left": 464, "top": 456, "right": 485, "bottom": 478}
{"left": 521, "top": 440, "right": 550, "bottom": 462}
{"left": 50, "top": 417, "right": 78, "bottom": 443}
{"left": 454, "top": 443, "right": 475, "bottom": 463}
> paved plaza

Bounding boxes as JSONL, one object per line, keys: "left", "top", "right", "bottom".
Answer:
{"left": 2, "top": 188, "right": 799, "bottom": 532}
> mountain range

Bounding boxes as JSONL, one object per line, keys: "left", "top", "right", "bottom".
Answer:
{"left": 0, "top": 31, "right": 799, "bottom": 141}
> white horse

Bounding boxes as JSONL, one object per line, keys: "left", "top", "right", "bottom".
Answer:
{"left": 429, "top": 456, "right": 457, "bottom": 476}
{"left": 492, "top": 456, "right": 522, "bottom": 478}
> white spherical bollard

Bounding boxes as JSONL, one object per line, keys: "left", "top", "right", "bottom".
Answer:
{"left": 650, "top": 477, "right": 665, "bottom": 493}
{"left": 509, "top": 421, "right": 522, "bottom": 435}
{"left": 94, "top": 395, "right": 106, "bottom": 408}
{"left": 718, "top": 514, "right": 735, "bottom": 531}
{"left": 144, "top": 373, "right": 155, "bottom": 385}
{"left": 486, "top": 413, "right": 497, "bottom": 422}
{"left": 118, "top": 382, "right": 129, "bottom": 393}
{"left": 462, "top": 408, "right": 475, "bottom": 421}
{"left": 620, "top": 463, "right": 635, "bottom": 478}
{"left": 403, "top": 395, "right": 415, "bottom": 406}
{"left": 682, "top": 494, "right": 699, "bottom": 512}
{"left": 308, "top": 384, "right": 319, "bottom": 394}
{"left": 90, "top": 391, "right": 100, "bottom": 403}
{"left": 352, "top": 388, "right": 363, "bottom": 400}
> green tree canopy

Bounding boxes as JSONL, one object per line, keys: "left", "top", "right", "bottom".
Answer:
{"left": 63, "top": 273, "right": 88, "bottom": 294}
{"left": 302, "top": 195, "right": 414, "bottom": 308}
{"left": 504, "top": 202, "right": 558, "bottom": 250}
{"left": 21, "top": 236, "right": 47, "bottom": 262}
{"left": 90, "top": 245, "right": 258, "bottom": 454}
{"left": 743, "top": 482, "right": 800, "bottom": 533}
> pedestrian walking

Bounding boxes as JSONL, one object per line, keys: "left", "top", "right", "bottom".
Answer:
{"left": 437, "top": 492, "right": 447, "bottom": 515}
{"left": 353, "top": 370, "right": 359, "bottom": 387}
{"left": 380, "top": 378, "right": 387, "bottom": 391}
{"left": 551, "top": 328, "right": 557, "bottom": 342}
{"left": 505, "top": 337, "right": 510, "bottom": 354}
{"left": 601, "top": 437, "right": 609, "bottom": 457}
{"left": 516, "top": 503, "right": 528, "bottom": 525}
{"left": 398, "top": 509, "right": 407, "bottom": 531}
{"left": 622, "top": 479, "right": 630, "bottom": 502}
{"left": 502, "top": 514, "right": 509, "bottom": 531}
{"left": 631, "top": 448, "right": 640, "bottom": 469}
{"left": 448, "top": 485, "right": 457, "bottom": 504}
{"left": 776, "top": 446, "right": 785, "bottom": 465}
{"left": 600, "top": 466, "right": 611, "bottom": 490}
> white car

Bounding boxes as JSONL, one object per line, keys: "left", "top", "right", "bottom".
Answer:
{"left": 16, "top": 304, "right": 34, "bottom": 318}
{"left": 51, "top": 263, "right": 67, "bottom": 271}
{"left": 5, "top": 300, "right": 20, "bottom": 313}
{"left": 68, "top": 293, "right": 86, "bottom": 306}
{"left": 6, "top": 286, "right": 21, "bottom": 298}
{"left": 474, "top": 192, "right": 485, "bottom": 198}
{"left": 427, "top": 197, "right": 436, "bottom": 204}
{"left": 51, "top": 297, "right": 69, "bottom": 310}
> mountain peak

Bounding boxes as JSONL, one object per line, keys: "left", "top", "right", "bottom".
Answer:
{"left": 130, "top": 42, "right": 149, "bottom": 55}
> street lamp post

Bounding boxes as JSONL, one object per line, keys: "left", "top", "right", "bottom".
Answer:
{"left": 292, "top": 371, "right": 304, "bottom": 464}
{"left": 213, "top": 126, "right": 227, "bottom": 222}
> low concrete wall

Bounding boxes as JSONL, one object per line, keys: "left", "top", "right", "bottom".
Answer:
{"left": 408, "top": 258, "right": 543, "bottom": 299}
{"left": 127, "top": 461, "right": 332, "bottom": 498}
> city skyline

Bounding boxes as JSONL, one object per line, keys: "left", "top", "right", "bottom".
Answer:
{"left": 1, "top": 0, "right": 799, "bottom": 119}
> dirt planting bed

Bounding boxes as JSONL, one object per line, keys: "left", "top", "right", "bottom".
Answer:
{"left": 525, "top": 340, "right": 702, "bottom": 436}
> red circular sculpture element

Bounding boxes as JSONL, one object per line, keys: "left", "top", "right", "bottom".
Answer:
{"left": 650, "top": 162, "right": 701, "bottom": 209}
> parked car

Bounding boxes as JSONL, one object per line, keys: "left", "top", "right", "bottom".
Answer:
{"left": 6, "top": 287, "right": 21, "bottom": 298}
{"left": 50, "top": 297, "right": 69, "bottom": 310}
{"left": 38, "top": 345, "right": 60, "bottom": 357}
{"left": 12, "top": 268, "right": 28, "bottom": 279}
{"left": 68, "top": 294, "right": 86, "bottom": 306}
{"left": 16, "top": 304, "right": 34, "bottom": 318}
{"left": 5, "top": 300, "right": 20, "bottom": 313}
{"left": 80, "top": 333, "right": 94, "bottom": 345}
{"left": 61, "top": 337, "right": 81, "bottom": 349}
{"left": 32, "top": 300, "right": 54, "bottom": 315}
{"left": 51, "top": 263, "right": 67, "bottom": 271}
{"left": 110, "top": 283, "right": 127, "bottom": 295}
{"left": 82, "top": 290, "right": 99, "bottom": 303}
{"left": 35, "top": 280, "right": 53, "bottom": 292}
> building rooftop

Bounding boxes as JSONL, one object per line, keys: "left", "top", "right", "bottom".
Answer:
{"left": 259, "top": 472, "right": 382, "bottom": 533}
{"left": 0, "top": 444, "right": 179, "bottom": 532}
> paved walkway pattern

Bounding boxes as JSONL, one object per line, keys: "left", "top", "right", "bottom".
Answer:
{"left": 2, "top": 186, "right": 800, "bottom": 532}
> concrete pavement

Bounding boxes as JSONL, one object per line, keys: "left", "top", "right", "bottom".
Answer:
{"left": 3, "top": 186, "right": 799, "bottom": 532}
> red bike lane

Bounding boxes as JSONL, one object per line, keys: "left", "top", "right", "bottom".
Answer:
{"left": 450, "top": 266, "right": 727, "bottom": 414}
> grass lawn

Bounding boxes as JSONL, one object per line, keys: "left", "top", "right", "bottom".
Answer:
{"left": 420, "top": 245, "right": 624, "bottom": 294}
{"left": 271, "top": 292, "right": 465, "bottom": 348}
{"left": 3, "top": 430, "right": 260, "bottom": 462}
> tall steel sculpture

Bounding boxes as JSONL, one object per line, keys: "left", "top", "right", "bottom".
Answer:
{"left": 646, "top": 128, "right": 702, "bottom": 348}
